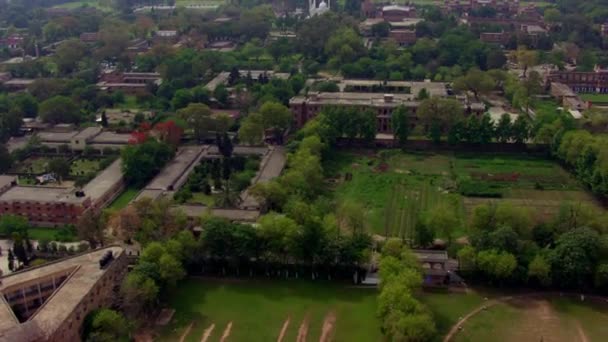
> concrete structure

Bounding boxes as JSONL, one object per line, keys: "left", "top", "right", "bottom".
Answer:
{"left": 1, "top": 79, "right": 34, "bottom": 91}
{"left": 413, "top": 249, "right": 450, "bottom": 288}
{"left": 0, "top": 160, "right": 124, "bottom": 226}
{"left": 290, "top": 91, "right": 485, "bottom": 133}
{"left": 309, "top": 0, "right": 330, "bottom": 17}
{"left": 337, "top": 79, "right": 448, "bottom": 96}
{"left": 550, "top": 82, "right": 588, "bottom": 112}
{"left": 381, "top": 5, "right": 417, "bottom": 22}
{"left": 205, "top": 70, "right": 290, "bottom": 91}
{"left": 37, "top": 127, "right": 131, "bottom": 151}
{"left": 0, "top": 246, "right": 128, "bottom": 342}
{"left": 79, "top": 32, "right": 99, "bottom": 43}
{"left": 239, "top": 147, "right": 287, "bottom": 210}
{"left": 97, "top": 70, "right": 162, "bottom": 94}
{"left": 134, "top": 146, "right": 207, "bottom": 202}
{"left": 388, "top": 29, "right": 417, "bottom": 46}
{"left": 547, "top": 68, "right": 608, "bottom": 94}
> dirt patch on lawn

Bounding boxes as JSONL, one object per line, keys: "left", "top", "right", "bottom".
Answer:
{"left": 576, "top": 321, "right": 589, "bottom": 342}
{"left": 504, "top": 298, "right": 576, "bottom": 342}
{"left": 179, "top": 322, "right": 194, "bottom": 342}
{"left": 219, "top": 321, "right": 233, "bottom": 342}
{"left": 201, "top": 323, "right": 215, "bottom": 342}
{"left": 277, "top": 316, "right": 290, "bottom": 342}
{"left": 296, "top": 315, "right": 310, "bottom": 342}
{"left": 319, "top": 311, "right": 337, "bottom": 342}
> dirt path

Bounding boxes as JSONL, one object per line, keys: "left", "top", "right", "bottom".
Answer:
{"left": 201, "top": 323, "right": 215, "bottom": 342}
{"left": 179, "top": 322, "right": 194, "bottom": 342}
{"left": 319, "top": 311, "right": 337, "bottom": 342}
{"left": 576, "top": 322, "right": 589, "bottom": 342}
{"left": 296, "top": 315, "right": 310, "bottom": 342}
{"left": 219, "top": 322, "right": 232, "bottom": 342}
{"left": 276, "top": 316, "right": 290, "bottom": 342}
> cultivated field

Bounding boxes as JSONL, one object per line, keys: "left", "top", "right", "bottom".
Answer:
{"left": 156, "top": 279, "right": 381, "bottom": 342}
{"left": 326, "top": 150, "right": 601, "bottom": 238}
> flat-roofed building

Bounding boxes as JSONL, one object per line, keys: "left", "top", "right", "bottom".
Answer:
{"left": 0, "top": 160, "right": 124, "bottom": 226}
{"left": 0, "top": 246, "right": 128, "bottom": 342}
{"left": 289, "top": 92, "right": 485, "bottom": 133}
{"left": 547, "top": 69, "right": 608, "bottom": 94}
{"left": 381, "top": 5, "right": 417, "bottom": 21}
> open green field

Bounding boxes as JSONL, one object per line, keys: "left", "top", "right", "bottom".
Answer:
{"left": 70, "top": 159, "right": 101, "bottom": 177}
{"left": 108, "top": 187, "right": 140, "bottom": 209}
{"left": 326, "top": 150, "right": 601, "bottom": 237}
{"left": 453, "top": 296, "right": 608, "bottom": 342}
{"left": 27, "top": 226, "right": 78, "bottom": 242}
{"left": 580, "top": 93, "right": 608, "bottom": 103}
{"left": 53, "top": 0, "right": 113, "bottom": 11}
{"left": 157, "top": 279, "right": 381, "bottom": 342}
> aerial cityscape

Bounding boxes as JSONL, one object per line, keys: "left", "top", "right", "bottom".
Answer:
{"left": 0, "top": 0, "right": 607, "bottom": 341}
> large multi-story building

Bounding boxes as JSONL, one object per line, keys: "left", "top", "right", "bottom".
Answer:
{"left": 0, "top": 159, "right": 124, "bottom": 226}
{"left": 289, "top": 91, "right": 485, "bottom": 134}
{"left": 0, "top": 246, "right": 128, "bottom": 342}
{"left": 547, "top": 68, "right": 608, "bottom": 94}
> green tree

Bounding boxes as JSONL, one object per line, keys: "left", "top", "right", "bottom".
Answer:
{"left": 511, "top": 115, "right": 530, "bottom": 144}
{"left": 238, "top": 113, "right": 265, "bottom": 145}
{"left": 121, "top": 139, "right": 174, "bottom": 187}
{"left": 495, "top": 113, "right": 512, "bottom": 143}
{"left": 0, "top": 144, "right": 12, "bottom": 173}
{"left": 477, "top": 249, "right": 517, "bottom": 283}
{"left": 76, "top": 211, "right": 105, "bottom": 248}
{"left": 39, "top": 96, "right": 80, "bottom": 124}
{"left": 392, "top": 106, "right": 411, "bottom": 146}
{"left": 453, "top": 68, "right": 495, "bottom": 100}
{"left": 258, "top": 101, "right": 292, "bottom": 143}
{"left": 48, "top": 158, "right": 71, "bottom": 183}
{"left": 120, "top": 272, "right": 159, "bottom": 318}
{"left": 84, "top": 309, "right": 130, "bottom": 342}
{"left": 550, "top": 227, "right": 600, "bottom": 288}
{"left": 176, "top": 103, "right": 215, "bottom": 142}
{"left": 458, "top": 245, "right": 477, "bottom": 271}
{"left": 54, "top": 39, "right": 87, "bottom": 75}
{"left": 528, "top": 254, "right": 551, "bottom": 287}
{"left": 417, "top": 97, "right": 464, "bottom": 143}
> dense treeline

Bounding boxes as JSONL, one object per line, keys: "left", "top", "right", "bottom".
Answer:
{"left": 377, "top": 239, "right": 437, "bottom": 341}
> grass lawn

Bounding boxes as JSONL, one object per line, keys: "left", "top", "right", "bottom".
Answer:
{"left": 27, "top": 226, "right": 78, "bottom": 242}
{"left": 326, "top": 150, "right": 600, "bottom": 238}
{"left": 187, "top": 192, "right": 216, "bottom": 206}
{"left": 70, "top": 159, "right": 101, "bottom": 177}
{"left": 157, "top": 278, "right": 381, "bottom": 342}
{"left": 580, "top": 93, "right": 608, "bottom": 103}
{"left": 453, "top": 297, "right": 608, "bottom": 342}
{"left": 116, "top": 95, "right": 139, "bottom": 110}
{"left": 418, "top": 291, "right": 485, "bottom": 338}
{"left": 53, "top": 0, "right": 113, "bottom": 11}
{"left": 108, "top": 187, "right": 140, "bottom": 209}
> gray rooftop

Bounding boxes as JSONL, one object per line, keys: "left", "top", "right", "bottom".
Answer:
{"left": 0, "top": 186, "right": 83, "bottom": 204}
{"left": 0, "top": 175, "right": 16, "bottom": 191}
{"left": 72, "top": 126, "right": 102, "bottom": 141}
{"left": 0, "top": 246, "right": 125, "bottom": 341}
{"left": 82, "top": 159, "right": 123, "bottom": 201}
{"left": 144, "top": 146, "right": 205, "bottom": 190}
{"left": 90, "top": 131, "right": 132, "bottom": 144}
{"left": 37, "top": 131, "right": 78, "bottom": 143}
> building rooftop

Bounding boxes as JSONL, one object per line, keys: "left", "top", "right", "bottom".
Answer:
{"left": 82, "top": 159, "right": 123, "bottom": 201}
{"left": 37, "top": 131, "right": 78, "bottom": 143}
{"left": 0, "top": 175, "right": 16, "bottom": 191}
{"left": 0, "top": 246, "right": 125, "bottom": 341}
{"left": 205, "top": 70, "right": 290, "bottom": 91}
{"left": 0, "top": 186, "right": 83, "bottom": 204}
{"left": 145, "top": 146, "right": 205, "bottom": 190}
{"left": 72, "top": 126, "right": 102, "bottom": 142}
{"left": 291, "top": 92, "right": 420, "bottom": 107}
{"left": 90, "top": 131, "right": 132, "bottom": 144}
{"left": 178, "top": 205, "right": 260, "bottom": 222}
{"left": 337, "top": 79, "right": 448, "bottom": 97}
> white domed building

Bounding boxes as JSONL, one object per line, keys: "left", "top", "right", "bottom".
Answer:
{"left": 309, "top": 0, "right": 330, "bottom": 17}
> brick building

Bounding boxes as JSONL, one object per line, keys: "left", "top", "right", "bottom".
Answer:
{"left": 547, "top": 69, "right": 608, "bottom": 94}
{"left": 289, "top": 92, "right": 485, "bottom": 134}
{"left": 97, "top": 70, "right": 162, "bottom": 94}
{"left": 0, "top": 160, "right": 124, "bottom": 226}
{"left": 0, "top": 34, "right": 25, "bottom": 51}
{"left": 388, "top": 29, "right": 417, "bottom": 46}
{"left": 381, "top": 5, "right": 417, "bottom": 22}
{"left": 479, "top": 31, "right": 510, "bottom": 45}
{"left": 0, "top": 246, "right": 128, "bottom": 342}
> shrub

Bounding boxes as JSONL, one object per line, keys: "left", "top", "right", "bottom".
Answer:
{"left": 458, "top": 180, "right": 503, "bottom": 198}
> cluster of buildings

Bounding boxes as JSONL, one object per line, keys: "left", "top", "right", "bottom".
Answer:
{"left": 0, "top": 159, "right": 124, "bottom": 226}
{"left": 0, "top": 246, "right": 128, "bottom": 341}
{"left": 360, "top": 2, "right": 422, "bottom": 46}
{"left": 290, "top": 80, "right": 485, "bottom": 133}
{"left": 0, "top": 34, "right": 25, "bottom": 52}
{"left": 33, "top": 126, "right": 132, "bottom": 152}
{"left": 96, "top": 69, "right": 162, "bottom": 94}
